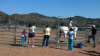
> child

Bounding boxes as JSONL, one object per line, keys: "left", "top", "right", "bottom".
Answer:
{"left": 68, "top": 28, "right": 76, "bottom": 51}
{"left": 21, "top": 29, "right": 27, "bottom": 47}
{"left": 68, "top": 18, "right": 73, "bottom": 28}
{"left": 28, "top": 22, "right": 36, "bottom": 47}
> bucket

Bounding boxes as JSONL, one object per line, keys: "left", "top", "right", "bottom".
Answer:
{"left": 77, "top": 42, "right": 83, "bottom": 48}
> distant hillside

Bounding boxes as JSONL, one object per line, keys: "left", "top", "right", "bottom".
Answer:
{"left": 0, "top": 11, "right": 100, "bottom": 28}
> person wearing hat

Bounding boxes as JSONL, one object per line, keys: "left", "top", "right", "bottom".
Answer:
{"left": 67, "top": 27, "right": 76, "bottom": 51}
{"left": 87, "top": 25, "right": 97, "bottom": 47}
{"left": 68, "top": 18, "right": 73, "bottom": 28}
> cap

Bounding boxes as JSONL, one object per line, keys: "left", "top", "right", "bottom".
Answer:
{"left": 70, "top": 18, "right": 72, "bottom": 20}
{"left": 92, "top": 25, "right": 95, "bottom": 27}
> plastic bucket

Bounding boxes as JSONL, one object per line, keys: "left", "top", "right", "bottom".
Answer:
{"left": 77, "top": 42, "right": 83, "bottom": 48}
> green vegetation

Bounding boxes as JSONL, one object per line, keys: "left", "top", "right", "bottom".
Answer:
{"left": 0, "top": 11, "right": 100, "bottom": 28}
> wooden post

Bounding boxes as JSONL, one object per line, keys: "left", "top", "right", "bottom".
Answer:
{"left": 14, "top": 24, "right": 17, "bottom": 44}
{"left": 56, "top": 16, "right": 59, "bottom": 46}
{"left": 2, "top": 24, "right": 4, "bottom": 41}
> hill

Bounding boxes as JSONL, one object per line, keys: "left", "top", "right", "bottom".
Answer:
{"left": 0, "top": 11, "right": 100, "bottom": 28}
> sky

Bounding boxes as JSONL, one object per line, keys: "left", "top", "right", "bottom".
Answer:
{"left": 0, "top": 0, "right": 100, "bottom": 18}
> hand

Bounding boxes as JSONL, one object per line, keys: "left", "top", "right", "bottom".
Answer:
{"left": 75, "top": 38, "right": 76, "bottom": 40}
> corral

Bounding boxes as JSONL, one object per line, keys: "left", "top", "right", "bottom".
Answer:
{"left": 0, "top": 24, "right": 100, "bottom": 56}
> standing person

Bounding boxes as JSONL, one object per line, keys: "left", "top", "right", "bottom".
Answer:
{"left": 21, "top": 29, "right": 27, "bottom": 47}
{"left": 4, "top": 25, "right": 8, "bottom": 31}
{"left": 68, "top": 28, "right": 76, "bottom": 51}
{"left": 10, "top": 26, "right": 12, "bottom": 31}
{"left": 42, "top": 25, "right": 51, "bottom": 47}
{"left": 87, "top": 25, "right": 97, "bottom": 47}
{"left": 28, "top": 22, "right": 36, "bottom": 47}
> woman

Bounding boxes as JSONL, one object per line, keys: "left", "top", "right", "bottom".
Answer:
{"left": 42, "top": 25, "right": 51, "bottom": 47}
{"left": 28, "top": 22, "right": 36, "bottom": 47}
{"left": 68, "top": 28, "right": 76, "bottom": 51}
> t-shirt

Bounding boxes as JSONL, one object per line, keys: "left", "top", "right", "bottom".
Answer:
{"left": 69, "top": 21, "right": 73, "bottom": 27}
{"left": 22, "top": 32, "right": 27, "bottom": 36}
{"left": 44, "top": 28, "right": 51, "bottom": 35}
{"left": 29, "top": 27, "right": 35, "bottom": 33}
{"left": 68, "top": 31, "right": 74, "bottom": 39}
{"left": 92, "top": 28, "right": 97, "bottom": 35}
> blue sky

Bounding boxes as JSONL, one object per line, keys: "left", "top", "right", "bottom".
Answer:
{"left": 0, "top": 0, "right": 100, "bottom": 18}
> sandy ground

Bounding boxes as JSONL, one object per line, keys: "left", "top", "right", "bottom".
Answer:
{"left": 0, "top": 29, "right": 100, "bottom": 56}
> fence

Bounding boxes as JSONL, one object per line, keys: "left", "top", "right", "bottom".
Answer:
{"left": 0, "top": 24, "right": 100, "bottom": 47}
{"left": 56, "top": 27, "right": 100, "bottom": 46}
{"left": 0, "top": 24, "right": 57, "bottom": 47}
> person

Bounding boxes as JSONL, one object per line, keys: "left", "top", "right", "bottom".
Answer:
{"left": 4, "top": 25, "right": 8, "bottom": 31}
{"left": 21, "top": 29, "right": 27, "bottom": 47}
{"left": 68, "top": 28, "right": 76, "bottom": 51}
{"left": 42, "top": 25, "right": 51, "bottom": 47}
{"left": 68, "top": 18, "right": 73, "bottom": 28}
{"left": 28, "top": 22, "right": 36, "bottom": 47}
{"left": 10, "top": 26, "right": 12, "bottom": 31}
{"left": 87, "top": 25, "right": 97, "bottom": 47}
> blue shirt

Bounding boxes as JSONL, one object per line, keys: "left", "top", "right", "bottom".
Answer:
{"left": 68, "top": 31, "right": 74, "bottom": 39}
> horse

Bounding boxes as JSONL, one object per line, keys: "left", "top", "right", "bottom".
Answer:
{"left": 58, "top": 26, "right": 78, "bottom": 43}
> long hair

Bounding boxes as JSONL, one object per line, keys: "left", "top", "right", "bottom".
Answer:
{"left": 28, "top": 22, "right": 33, "bottom": 27}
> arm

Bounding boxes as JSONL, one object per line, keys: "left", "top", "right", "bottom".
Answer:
{"left": 74, "top": 34, "right": 76, "bottom": 40}
{"left": 43, "top": 30, "right": 45, "bottom": 33}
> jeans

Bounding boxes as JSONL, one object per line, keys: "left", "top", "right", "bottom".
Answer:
{"left": 42, "top": 35, "right": 50, "bottom": 47}
{"left": 21, "top": 36, "right": 27, "bottom": 47}
{"left": 68, "top": 38, "right": 73, "bottom": 50}
{"left": 89, "top": 35, "right": 96, "bottom": 41}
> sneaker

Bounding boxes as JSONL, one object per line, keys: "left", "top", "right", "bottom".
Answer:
{"left": 32, "top": 45, "right": 35, "bottom": 47}
{"left": 28, "top": 45, "right": 30, "bottom": 47}
{"left": 87, "top": 41, "right": 90, "bottom": 43}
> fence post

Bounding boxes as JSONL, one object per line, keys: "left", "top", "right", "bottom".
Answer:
{"left": 14, "top": 24, "right": 17, "bottom": 44}
{"left": 56, "top": 16, "right": 59, "bottom": 46}
{"left": 2, "top": 24, "right": 4, "bottom": 41}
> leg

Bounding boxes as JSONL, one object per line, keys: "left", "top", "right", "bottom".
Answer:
{"left": 93, "top": 35, "right": 96, "bottom": 47}
{"left": 28, "top": 37, "right": 31, "bottom": 45}
{"left": 31, "top": 37, "right": 34, "bottom": 45}
{"left": 46, "top": 35, "right": 50, "bottom": 47}
{"left": 68, "top": 39, "right": 71, "bottom": 50}
{"left": 87, "top": 35, "right": 91, "bottom": 43}
{"left": 42, "top": 35, "right": 46, "bottom": 47}
{"left": 57, "top": 34, "right": 62, "bottom": 43}
{"left": 21, "top": 37, "right": 24, "bottom": 47}
{"left": 25, "top": 36, "right": 27, "bottom": 42}
{"left": 64, "top": 31, "right": 68, "bottom": 40}
{"left": 70, "top": 39, "right": 73, "bottom": 50}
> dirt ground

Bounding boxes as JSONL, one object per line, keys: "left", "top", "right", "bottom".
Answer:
{"left": 0, "top": 29, "right": 100, "bottom": 56}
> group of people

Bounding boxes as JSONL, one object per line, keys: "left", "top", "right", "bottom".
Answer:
{"left": 21, "top": 18, "right": 97, "bottom": 51}
{"left": 21, "top": 22, "right": 51, "bottom": 48}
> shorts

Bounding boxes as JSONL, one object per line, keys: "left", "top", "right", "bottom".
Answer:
{"left": 28, "top": 33, "right": 35, "bottom": 38}
{"left": 89, "top": 35, "right": 96, "bottom": 41}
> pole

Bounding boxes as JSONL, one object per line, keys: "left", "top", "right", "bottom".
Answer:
{"left": 14, "top": 24, "right": 17, "bottom": 44}
{"left": 56, "top": 16, "right": 59, "bottom": 46}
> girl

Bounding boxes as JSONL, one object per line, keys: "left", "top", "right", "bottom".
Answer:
{"left": 68, "top": 28, "right": 76, "bottom": 51}
{"left": 28, "top": 22, "right": 36, "bottom": 47}
{"left": 21, "top": 29, "right": 27, "bottom": 47}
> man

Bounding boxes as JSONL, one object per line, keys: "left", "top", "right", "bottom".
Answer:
{"left": 87, "top": 25, "right": 97, "bottom": 47}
